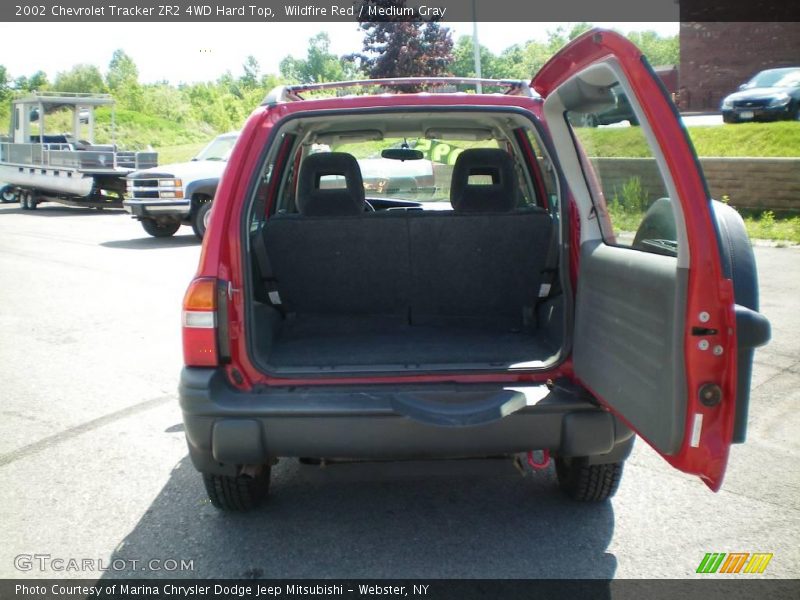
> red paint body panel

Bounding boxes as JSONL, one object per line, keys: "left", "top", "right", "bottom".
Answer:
{"left": 533, "top": 30, "right": 737, "bottom": 490}
{"left": 184, "top": 30, "right": 744, "bottom": 489}
{"left": 196, "top": 93, "right": 562, "bottom": 393}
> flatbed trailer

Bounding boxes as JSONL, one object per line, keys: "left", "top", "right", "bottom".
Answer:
{"left": 0, "top": 92, "right": 156, "bottom": 210}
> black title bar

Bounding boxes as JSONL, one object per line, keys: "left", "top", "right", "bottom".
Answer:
{"left": 3, "top": 579, "right": 800, "bottom": 600}
{"left": 1, "top": 0, "right": 798, "bottom": 22}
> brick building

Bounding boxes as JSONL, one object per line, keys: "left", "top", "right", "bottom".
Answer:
{"left": 679, "top": 22, "right": 800, "bottom": 111}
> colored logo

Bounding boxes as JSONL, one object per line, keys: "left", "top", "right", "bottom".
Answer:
{"left": 696, "top": 552, "right": 773, "bottom": 574}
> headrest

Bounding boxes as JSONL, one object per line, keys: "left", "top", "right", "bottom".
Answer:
{"left": 450, "top": 149, "right": 519, "bottom": 213}
{"left": 297, "top": 152, "right": 366, "bottom": 216}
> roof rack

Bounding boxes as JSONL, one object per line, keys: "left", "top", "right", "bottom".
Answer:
{"left": 13, "top": 91, "right": 115, "bottom": 107}
{"left": 262, "top": 77, "right": 536, "bottom": 105}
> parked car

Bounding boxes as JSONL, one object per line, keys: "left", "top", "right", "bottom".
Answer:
{"left": 721, "top": 67, "right": 800, "bottom": 123}
{"left": 178, "top": 30, "right": 770, "bottom": 511}
{"left": 124, "top": 132, "right": 238, "bottom": 239}
{"left": 578, "top": 83, "right": 639, "bottom": 127}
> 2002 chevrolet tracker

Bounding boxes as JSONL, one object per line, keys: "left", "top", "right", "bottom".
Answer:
{"left": 178, "top": 30, "right": 771, "bottom": 511}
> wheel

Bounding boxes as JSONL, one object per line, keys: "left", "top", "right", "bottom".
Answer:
{"left": 21, "top": 192, "right": 36, "bottom": 210}
{"left": 141, "top": 218, "right": 180, "bottom": 238}
{"left": 555, "top": 457, "right": 624, "bottom": 502}
{"left": 191, "top": 201, "right": 212, "bottom": 240}
{"left": 202, "top": 466, "right": 271, "bottom": 512}
{"left": 1, "top": 185, "right": 16, "bottom": 203}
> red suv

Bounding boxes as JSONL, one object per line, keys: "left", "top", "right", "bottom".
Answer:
{"left": 179, "top": 30, "right": 770, "bottom": 511}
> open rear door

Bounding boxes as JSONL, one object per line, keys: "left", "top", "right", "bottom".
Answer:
{"left": 532, "top": 30, "right": 770, "bottom": 490}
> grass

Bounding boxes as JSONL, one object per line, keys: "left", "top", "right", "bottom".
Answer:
{"left": 743, "top": 211, "right": 800, "bottom": 244}
{"left": 577, "top": 121, "right": 800, "bottom": 157}
{"left": 18, "top": 106, "right": 215, "bottom": 152}
{"left": 155, "top": 142, "right": 207, "bottom": 164}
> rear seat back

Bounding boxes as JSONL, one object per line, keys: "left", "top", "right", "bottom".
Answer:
{"left": 262, "top": 208, "right": 553, "bottom": 324}
{"left": 408, "top": 209, "right": 553, "bottom": 321}
{"left": 263, "top": 212, "right": 410, "bottom": 316}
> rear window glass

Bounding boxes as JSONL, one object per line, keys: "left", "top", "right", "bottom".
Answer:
{"left": 327, "top": 137, "right": 501, "bottom": 204}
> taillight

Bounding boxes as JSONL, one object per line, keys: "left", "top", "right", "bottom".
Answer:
{"left": 182, "top": 277, "right": 219, "bottom": 366}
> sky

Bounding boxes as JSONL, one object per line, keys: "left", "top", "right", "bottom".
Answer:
{"left": 0, "top": 21, "right": 678, "bottom": 85}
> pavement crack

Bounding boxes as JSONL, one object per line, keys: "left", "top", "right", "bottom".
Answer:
{"left": 0, "top": 395, "right": 174, "bottom": 468}
{"left": 753, "top": 359, "right": 800, "bottom": 390}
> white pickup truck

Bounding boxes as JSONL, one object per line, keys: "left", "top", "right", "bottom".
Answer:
{"left": 123, "top": 132, "right": 238, "bottom": 239}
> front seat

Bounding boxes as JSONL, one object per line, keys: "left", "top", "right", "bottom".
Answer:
{"left": 450, "top": 148, "right": 520, "bottom": 213}
{"left": 296, "top": 152, "right": 366, "bottom": 216}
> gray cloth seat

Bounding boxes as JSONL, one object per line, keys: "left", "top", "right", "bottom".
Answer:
{"left": 261, "top": 148, "right": 553, "bottom": 328}
{"left": 450, "top": 148, "right": 520, "bottom": 213}
{"left": 296, "top": 152, "right": 366, "bottom": 216}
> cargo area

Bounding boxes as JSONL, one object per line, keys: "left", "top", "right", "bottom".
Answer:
{"left": 248, "top": 207, "right": 564, "bottom": 374}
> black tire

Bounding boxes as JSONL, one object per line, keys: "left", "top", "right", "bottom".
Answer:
{"left": 21, "top": 192, "right": 36, "bottom": 210}
{"left": 141, "top": 218, "right": 180, "bottom": 238}
{"left": 555, "top": 457, "right": 624, "bottom": 502}
{"left": 1, "top": 186, "right": 16, "bottom": 203}
{"left": 202, "top": 467, "right": 271, "bottom": 512}
{"left": 191, "top": 201, "right": 212, "bottom": 240}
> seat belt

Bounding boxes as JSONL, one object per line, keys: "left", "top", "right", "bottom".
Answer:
{"left": 538, "top": 216, "right": 560, "bottom": 300}
{"left": 252, "top": 227, "right": 284, "bottom": 309}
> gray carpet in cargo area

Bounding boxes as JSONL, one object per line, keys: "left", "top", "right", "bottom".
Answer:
{"left": 269, "top": 314, "right": 557, "bottom": 368}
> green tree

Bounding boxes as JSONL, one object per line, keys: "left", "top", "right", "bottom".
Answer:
{"left": 626, "top": 31, "right": 679, "bottom": 66}
{"left": 54, "top": 64, "right": 107, "bottom": 93}
{"left": 15, "top": 70, "right": 49, "bottom": 92}
{"left": 280, "top": 32, "right": 352, "bottom": 83}
{"left": 240, "top": 55, "right": 260, "bottom": 89}
{"left": 106, "top": 50, "right": 143, "bottom": 110}
{"left": 106, "top": 49, "right": 139, "bottom": 90}
{"left": 0, "top": 65, "right": 11, "bottom": 101}
{"left": 451, "top": 36, "right": 496, "bottom": 78}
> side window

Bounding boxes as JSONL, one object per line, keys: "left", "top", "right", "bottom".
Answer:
{"left": 248, "top": 134, "right": 297, "bottom": 232}
{"left": 525, "top": 130, "right": 559, "bottom": 210}
{"left": 566, "top": 81, "right": 678, "bottom": 257}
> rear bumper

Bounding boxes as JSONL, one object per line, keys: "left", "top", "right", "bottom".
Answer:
{"left": 179, "top": 368, "right": 634, "bottom": 476}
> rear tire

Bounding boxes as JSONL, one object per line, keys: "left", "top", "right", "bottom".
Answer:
{"left": 141, "top": 218, "right": 180, "bottom": 238}
{"left": 556, "top": 457, "right": 624, "bottom": 502}
{"left": 191, "top": 201, "right": 212, "bottom": 240}
{"left": 21, "top": 192, "right": 36, "bottom": 210}
{"left": 203, "top": 467, "right": 271, "bottom": 512}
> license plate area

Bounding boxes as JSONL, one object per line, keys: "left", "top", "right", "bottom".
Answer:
{"left": 739, "top": 110, "right": 754, "bottom": 119}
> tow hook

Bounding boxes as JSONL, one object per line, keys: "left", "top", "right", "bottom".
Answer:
{"left": 527, "top": 449, "right": 551, "bottom": 470}
{"left": 513, "top": 449, "right": 551, "bottom": 475}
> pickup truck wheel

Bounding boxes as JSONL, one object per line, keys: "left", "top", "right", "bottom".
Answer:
{"left": 191, "top": 201, "right": 212, "bottom": 240}
{"left": 141, "top": 218, "right": 180, "bottom": 238}
{"left": 1, "top": 186, "right": 16, "bottom": 203}
{"left": 202, "top": 467, "right": 271, "bottom": 512}
{"left": 555, "top": 457, "right": 624, "bottom": 502}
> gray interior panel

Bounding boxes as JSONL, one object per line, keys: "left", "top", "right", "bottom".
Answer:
{"left": 573, "top": 241, "right": 687, "bottom": 454}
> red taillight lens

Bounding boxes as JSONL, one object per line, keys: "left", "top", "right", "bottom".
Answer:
{"left": 182, "top": 277, "right": 219, "bottom": 367}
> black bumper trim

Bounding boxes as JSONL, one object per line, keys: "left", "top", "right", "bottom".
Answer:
{"left": 179, "top": 368, "right": 634, "bottom": 474}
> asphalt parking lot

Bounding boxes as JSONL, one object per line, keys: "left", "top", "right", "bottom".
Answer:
{"left": 0, "top": 203, "right": 798, "bottom": 580}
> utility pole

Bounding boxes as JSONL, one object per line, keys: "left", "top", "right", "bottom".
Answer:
{"left": 472, "top": 0, "right": 482, "bottom": 93}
